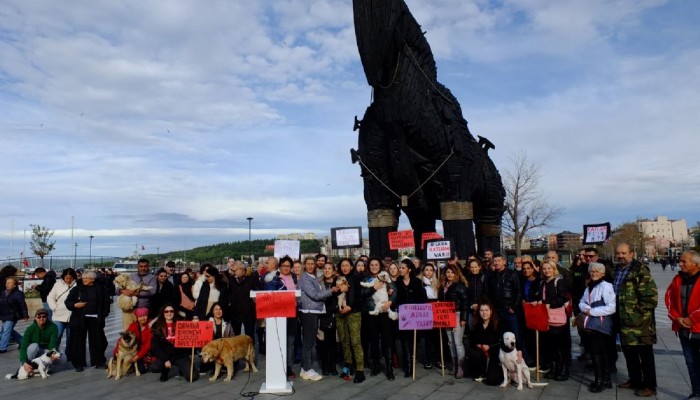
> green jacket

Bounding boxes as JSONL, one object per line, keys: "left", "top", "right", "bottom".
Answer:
{"left": 616, "top": 259, "right": 658, "bottom": 346}
{"left": 19, "top": 321, "right": 58, "bottom": 363}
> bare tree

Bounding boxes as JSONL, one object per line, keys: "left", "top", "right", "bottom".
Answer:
{"left": 502, "top": 152, "right": 562, "bottom": 257}
{"left": 30, "top": 224, "right": 56, "bottom": 267}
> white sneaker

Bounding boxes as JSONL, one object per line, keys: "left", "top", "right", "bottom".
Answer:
{"left": 301, "top": 368, "right": 322, "bottom": 381}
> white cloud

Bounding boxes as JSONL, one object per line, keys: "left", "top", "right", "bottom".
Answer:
{"left": 1, "top": 0, "right": 698, "bottom": 257}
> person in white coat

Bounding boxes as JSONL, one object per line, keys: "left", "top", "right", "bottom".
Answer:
{"left": 578, "top": 262, "right": 616, "bottom": 393}
{"left": 46, "top": 268, "right": 78, "bottom": 354}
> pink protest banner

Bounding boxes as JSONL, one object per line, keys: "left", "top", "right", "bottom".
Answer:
{"left": 432, "top": 301, "right": 456, "bottom": 328}
{"left": 420, "top": 232, "right": 442, "bottom": 249}
{"left": 398, "top": 304, "right": 434, "bottom": 330}
{"left": 388, "top": 230, "right": 415, "bottom": 250}
{"left": 174, "top": 321, "right": 214, "bottom": 348}
{"left": 255, "top": 291, "right": 297, "bottom": 318}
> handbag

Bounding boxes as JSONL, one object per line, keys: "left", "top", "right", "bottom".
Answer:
{"left": 179, "top": 286, "right": 195, "bottom": 311}
{"left": 584, "top": 314, "right": 612, "bottom": 335}
{"left": 547, "top": 306, "right": 567, "bottom": 327}
{"left": 574, "top": 313, "right": 587, "bottom": 330}
{"left": 542, "top": 280, "right": 567, "bottom": 327}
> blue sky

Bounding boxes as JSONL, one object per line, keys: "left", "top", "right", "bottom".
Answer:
{"left": 1, "top": 0, "right": 699, "bottom": 259}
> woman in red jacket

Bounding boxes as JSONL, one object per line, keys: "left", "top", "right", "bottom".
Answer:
{"left": 112, "top": 307, "right": 152, "bottom": 374}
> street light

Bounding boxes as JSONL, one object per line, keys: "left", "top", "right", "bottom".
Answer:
{"left": 73, "top": 242, "right": 78, "bottom": 268}
{"left": 89, "top": 235, "right": 94, "bottom": 267}
{"left": 246, "top": 217, "right": 254, "bottom": 263}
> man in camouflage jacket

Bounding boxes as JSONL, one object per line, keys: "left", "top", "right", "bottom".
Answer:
{"left": 612, "top": 243, "right": 658, "bottom": 397}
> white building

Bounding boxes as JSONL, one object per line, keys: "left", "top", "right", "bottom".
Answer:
{"left": 638, "top": 216, "right": 690, "bottom": 256}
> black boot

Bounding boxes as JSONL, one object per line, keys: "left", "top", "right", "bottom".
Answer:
{"left": 370, "top": 359, "right": 381, "bottom": 376}
{"left": 544, "top": 362, "right": 558, "bottom": 379}
{"left": 601, "top": 354, "right": 612, "bottom": 389}
{"left": 403, "top": 348, "right": 413, "bottom": 378}
{"left": 555, "top": 364, "right": 570, "bottom": 381}
{"left": 353, "top": 370, "right": 366, "bottom": 383}
{"left": 258, "top": 328, "right": 266, "bottom": 355}
{"left": 589, "top": 355, "right": 604, "bottom": 393}
{"left": 385, "top": 350, "right": 395, "bottom": 381}
{"left": 159, "top": 368, "right": 170, "bottom": 382}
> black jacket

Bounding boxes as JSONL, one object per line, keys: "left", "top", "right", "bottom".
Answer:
{"left": 438, "top": 281, "right": 468, "bottom": 322}
{"left": 149, "top": 280, "right": 176, "bottom": 319}
{"left": 35, "top": 271, "right": 57, "bottom": 302}
{"left": 227, "top": 273, "right": 258, "bottom": 323}
{"left": 487, "top": 269, "right": 521, "bottom": 310}
{"left": 65, "top": 283, "right": 111, "bottom": 329}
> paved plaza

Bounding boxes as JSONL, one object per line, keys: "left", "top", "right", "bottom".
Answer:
{"left": 0, "top": 264, "right": 692, "bottom": 399}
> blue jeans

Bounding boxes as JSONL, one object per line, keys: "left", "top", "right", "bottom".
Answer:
{"left": 498, "top": 308, "right": 521, "bottom": 345}
{"left": 54, "top": 321, "right": 70, "bottom": 351}
{"left": 0, "top": 320, "right": 21, "bottom": 351}
{"left": 681, "top": 334, "right": 700, "bottom": 395}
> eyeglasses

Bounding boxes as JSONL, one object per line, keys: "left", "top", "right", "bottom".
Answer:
{"left": 36, "top": 315, "right": 48, "bottom": 319}
{"left": 163, "top": 310, "right": 175, "bottom": 314}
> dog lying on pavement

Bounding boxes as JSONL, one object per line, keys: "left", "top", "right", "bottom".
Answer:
{"left": 6, "top": 350, "right": 61, "bottom": 380}
{"left": 499, "top": 332, "right": 532, "bottom": 390}
{"left": 200, "top": 335, "right": 258, "bottom": 382}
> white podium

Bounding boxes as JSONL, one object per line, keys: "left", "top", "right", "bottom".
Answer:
{"left": 250, "top": 290, "right": 300, "bottom": 394}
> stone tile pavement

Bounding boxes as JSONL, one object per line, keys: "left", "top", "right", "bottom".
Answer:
{"left": 0, "top": 264, "right": 692, "bottom": 399}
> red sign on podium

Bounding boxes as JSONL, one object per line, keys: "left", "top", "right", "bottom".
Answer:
{"left": 256, "top": 291, "right": 297, "bottom": 318}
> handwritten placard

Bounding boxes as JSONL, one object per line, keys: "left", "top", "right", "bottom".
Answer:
{"left": 331, "top": 227, "right": 363, "bottom": 249}
{"left": 174, "top": 321, "right": 214, "bottom": 348}
{"left": 425, "top": 239, "right": 452, "bottom": 260}
{"left": 398, "top": 303, "right": 434, "bottom": 330}
{"left": 389, "top": 230, "right": 414, "bottom": 250}
{"left": 432, "top": 301, "right": 457, "bottom": 328}
{"left": 255, "top": 291, "right": 297, "bottom": 318}
{"left": 421, "top": 232, "right": 442, "bottom": 249}
{"left": 274, "top": 240, "right": 300, "bottom": 259}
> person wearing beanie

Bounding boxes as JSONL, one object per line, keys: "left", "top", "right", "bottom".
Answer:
{"left": 110, "top": 307, "right": 152, "bottom": 374}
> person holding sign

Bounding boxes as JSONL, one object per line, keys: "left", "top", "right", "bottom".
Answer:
{"left": 150, "top": 304, "right": 199, "bottom": 382}
{"left": 466, "top": 302, "right": 502, "bottom": 385}
{"left": 395, "top": 260, "right": 427, "bottom": 377}
{"left": 536, "top": 260, "right": 572, "bottom": 381}
{"left": 438, "top": 265, "right": 468, "bottom": 379}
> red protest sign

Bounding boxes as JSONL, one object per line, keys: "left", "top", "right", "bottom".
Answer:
{"left": 388, "top": 230, "right": 414, "bottom": 250}
{"left": 174, "top": 321, "right": 214, "bottom": 348}
{"left": 255, "top": 291, "right": 297, "bottom": 318}
{"left": 432, "top": 301, "right": 456, "bottom": 328}
{"left": 421, "top": 232, "right": 442, "bottom": 249}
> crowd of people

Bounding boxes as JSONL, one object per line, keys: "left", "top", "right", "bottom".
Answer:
{"left": 1, "top": 245, "right": 699, "bottom": 399}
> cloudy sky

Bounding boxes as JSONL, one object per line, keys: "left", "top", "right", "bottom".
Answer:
{"left": 1, "top": 0, "right": 698, "bottom": 260}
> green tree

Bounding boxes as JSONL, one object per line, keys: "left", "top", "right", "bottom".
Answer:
{"left": 30, "top": 224, "right": 56, "bottom": 267}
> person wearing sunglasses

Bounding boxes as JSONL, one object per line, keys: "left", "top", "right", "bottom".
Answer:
{"left": 150, "top": 304, "right": 199, "bottom": 382}
{"left": 16, "top": 308, "right": 58, "bottom": 376}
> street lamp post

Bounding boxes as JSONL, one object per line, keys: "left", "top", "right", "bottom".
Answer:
{"left": 246, "top": 217, "right": 254, "bottom": 263}
{"left": 89, "top": 235, "right": 94, "bottom": 267}
{"left": 73, "top": 242, "right": 78, "bottom": 268}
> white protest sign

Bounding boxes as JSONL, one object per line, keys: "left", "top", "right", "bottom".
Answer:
{"left": 425, "top": 239, "right": 452, "bottom": 261}
{"left": 332, "top": 227, "right": 362, "bottom": 248}
{"left": 274, "top": 240, "right": 300, "bottom": 259}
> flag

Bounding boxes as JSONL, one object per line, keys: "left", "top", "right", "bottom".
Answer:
{"left": 22, "top": 258, "right": 29, "bottom": 267}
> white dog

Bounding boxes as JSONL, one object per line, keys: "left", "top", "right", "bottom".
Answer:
{"left": 6, "top": 350, "right": 61, "bottom": 380}
{"left": 360, "top": 271, "right": 398, "bottom": 320}
{"left": 498, "top": 332, "right": 532, "bottom": 390}
{"left": 336, "top": 276, "right": 348, "bottom": 310}
{"left": 113, "top": 274, "right": 153, "bottom": 311}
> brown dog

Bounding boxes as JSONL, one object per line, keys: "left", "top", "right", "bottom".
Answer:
{"left": 106, "top": 331, "right": 139, "bottom": 380}
{"left": 200, "top": 335, "right": 258, "bottom": 382}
